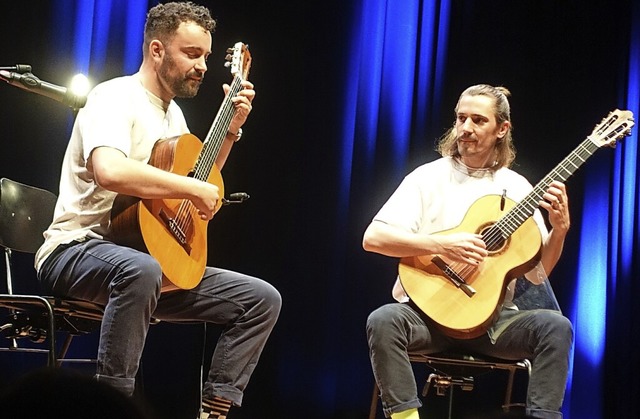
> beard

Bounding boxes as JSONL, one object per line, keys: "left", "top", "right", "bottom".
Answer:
{"left": 455, "top": 134, "right": 499, "bottom": 168}
{"left": 158, "top": 53, "right": 203, "bottom": 98}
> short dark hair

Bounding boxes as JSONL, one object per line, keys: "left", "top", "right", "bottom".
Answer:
{"left": 143, "top": 1, "right": 216, "bottom": 53}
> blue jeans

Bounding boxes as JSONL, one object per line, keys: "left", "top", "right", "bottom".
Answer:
{"left": 37, "top": 239, "right": 281, "bottom": 406}
{"left": 366, "top": 303, "right": 573, "bottom": 418}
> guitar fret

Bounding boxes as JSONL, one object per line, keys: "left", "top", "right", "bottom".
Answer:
{"left": 498, "top": 137, "right": 604, "bottom": 235}
{"left": 193, "top": 75, "right": 245, "bottom": 181}
{"left": 565, "top": 158, "right": 580, "bottom": 169}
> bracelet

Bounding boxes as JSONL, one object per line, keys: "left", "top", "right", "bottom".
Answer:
{"left": 226, "top": 128, "right": 243, "bottom": 142}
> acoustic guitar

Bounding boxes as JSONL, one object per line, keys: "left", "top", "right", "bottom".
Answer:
{"left": 109, "top": 42, "right": 251, "bottom": 292}
{"left": 399, "top": 109, "right": 635, "bottom": 339}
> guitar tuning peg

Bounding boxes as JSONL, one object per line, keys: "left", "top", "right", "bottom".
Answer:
{"left": 224, "top": 62, "right": 231, "bottom": 68}
{"left": 226, "top": 47, "right": 234, "bottom": 53}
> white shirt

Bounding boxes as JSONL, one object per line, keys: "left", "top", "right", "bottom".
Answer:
{"left": 35, "top": 74, "right": 189, "bottom": 270}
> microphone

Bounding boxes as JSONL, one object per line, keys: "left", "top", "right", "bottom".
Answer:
{"left": 0, "top": 70, "right": 87, "bottom": 109}
{"left": 222, "top": 192, "right": 250, "bottom": 205}
{"left": 0, "top": 64, "right": 32, "bottom": 73}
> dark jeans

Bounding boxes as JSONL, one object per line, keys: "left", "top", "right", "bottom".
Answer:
{"left": 366, "top": 303, "right": 573, "bottom": 418}
{"left": 37, "top": 239, "right": 281, "bottom": 406}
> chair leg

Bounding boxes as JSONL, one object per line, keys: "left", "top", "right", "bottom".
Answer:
{"left": 503, "top": 360, "right": 532, "bottom": 411}
{"left": 503, "top": 366, "right": 516, "bottom": 409}
{"left": 39, "top": 297, "right": 57, "bottom": 367}
{"left": 56, "top": 334, "right": 75, "bottom": 367}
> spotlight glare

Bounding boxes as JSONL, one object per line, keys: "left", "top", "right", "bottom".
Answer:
{"left": 69, "top": 73, "right": 90, "bottom": 97}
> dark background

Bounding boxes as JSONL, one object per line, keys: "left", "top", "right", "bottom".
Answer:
{"left": 0, "top": 1, "right": 637, "bottom": 418}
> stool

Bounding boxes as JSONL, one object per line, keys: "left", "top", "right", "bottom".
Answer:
{"left": 368, "top": 353, "right": 531, "bottom": 419}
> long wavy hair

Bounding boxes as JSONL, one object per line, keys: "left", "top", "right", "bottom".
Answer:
{"left": 436, "top": 84, "right": 516, "bottom": 170}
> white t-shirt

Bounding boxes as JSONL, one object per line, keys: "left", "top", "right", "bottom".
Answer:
{"left": 372, "top": 156, "right": 549, "bottom": 302}
{"left": 35, "top": 74, "right": 189, "bottom": 270}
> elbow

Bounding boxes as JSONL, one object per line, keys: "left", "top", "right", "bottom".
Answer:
{"left": 362, "top": 227, "right": 379, "bottom": 252}
{"left": 92, "top": 163, "right": 121, "bottom": 190}
{"left": 362, "top": 237, "right": 373, "bottom": 252}
{"left": 89, "top": 147, "right": 127, "bottom": 191}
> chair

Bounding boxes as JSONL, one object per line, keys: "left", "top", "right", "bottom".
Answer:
{"left": 368, "top": 352, "right": 531, "bottom": 419}
{"left": 0, "top": 177, "right": 104, "bottom": 367}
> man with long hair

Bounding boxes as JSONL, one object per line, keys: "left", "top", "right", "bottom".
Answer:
{"left": 364, "top": 84, "right": 573, "bottom": 418}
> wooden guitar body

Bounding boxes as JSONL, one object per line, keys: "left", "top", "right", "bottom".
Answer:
{"left": 110, "top": 134, "right": 224, "bottom": 291}
{"left": 399, "top": 194, "right": 542, "bottom": 339}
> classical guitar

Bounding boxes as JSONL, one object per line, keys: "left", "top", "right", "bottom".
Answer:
{"left": 399, "top": 109, "right": 635, "bottom": 339}
{"left": 109, "top": 42, "right": 251, "bottom": 292}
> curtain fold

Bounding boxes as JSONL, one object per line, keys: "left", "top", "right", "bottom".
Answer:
{"left": 341, "top": 0, "right": 450, "bottom": 200}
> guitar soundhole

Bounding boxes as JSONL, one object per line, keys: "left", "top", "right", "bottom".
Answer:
{"left": 478, "top": 223, "right": 508, "bottom": 255}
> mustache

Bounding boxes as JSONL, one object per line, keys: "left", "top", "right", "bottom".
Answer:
{"left": 457, "top": 133, "right": 475, "bottom": 141}
{"left": 187, "top": 70, "right": 205, "bottom": 81}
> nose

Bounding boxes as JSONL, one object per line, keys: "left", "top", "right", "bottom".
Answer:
{"left": 195, "top": 56, "right": 207, "bottom": 73}
{"left": 461, "top": 118, "right": 474, "bottom": 133}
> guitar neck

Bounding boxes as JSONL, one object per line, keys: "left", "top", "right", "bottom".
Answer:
{"left": 192, "top": 75, "right": 245, "bottom": 182}
{"left": 493, "top": 137, "right": 600, "bottom": 239}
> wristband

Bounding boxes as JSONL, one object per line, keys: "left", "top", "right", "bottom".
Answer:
{"left": 226, "top": 128, "right": 243, "bottom": 142}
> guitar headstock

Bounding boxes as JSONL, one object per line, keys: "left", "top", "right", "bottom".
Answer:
{"left": 588, "top": 109, "right": 635, "bottom": 148}
{"left": 224, "top": 42, "right": 251, "bottom": 81}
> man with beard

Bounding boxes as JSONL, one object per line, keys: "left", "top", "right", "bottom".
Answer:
{"left": 35, "top": 3, "right": 281, "bottom": 419}
{"left": 363, "top": 84, "right": 573, "bottom": 418}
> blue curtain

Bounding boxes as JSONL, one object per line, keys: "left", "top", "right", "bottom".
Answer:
{"left": 52, "top": 0, "right": 151, "bottom": 85}
{"left": 324, "top": 1, "right": 451, "bottom": 413}
{"left": 341, "top": 0, "right": 450, "bottom": 200}
{"left": 570, "top": 1, "right": 640, "bottom": 418}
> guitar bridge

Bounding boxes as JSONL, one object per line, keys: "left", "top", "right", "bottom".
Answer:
{"left": 159, "top": 209, "right": 192, "bottom": 254}
{"left": 432, "top": 256, "right": 476, "bottom": 298}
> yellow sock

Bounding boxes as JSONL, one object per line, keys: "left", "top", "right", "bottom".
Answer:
{"left": 390, "top": 408, "right": 420, "bottom": 419}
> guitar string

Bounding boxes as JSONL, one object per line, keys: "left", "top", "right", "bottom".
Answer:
{"left": 172, "top": 75, "right": 244, "bottom": 236}
{"left": 439, "top": 140, "right": 598, "bottom": 284}
{"left": 174, "top": 76, "right": 242, "bottom": 231}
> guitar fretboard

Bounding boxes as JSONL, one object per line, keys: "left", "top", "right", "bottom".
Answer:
{"left": 485, "top": 112, "right": 632, "bottom": 241}
{"left": 192, "top": 75, "right": 245, "bottom": 182}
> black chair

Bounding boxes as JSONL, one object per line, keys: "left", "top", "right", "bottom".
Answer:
{"left": 368, "top": 352, "right": 531, "bottom": 419}
{"left": 0, "top": 177, "right": 104, "bottom": 367}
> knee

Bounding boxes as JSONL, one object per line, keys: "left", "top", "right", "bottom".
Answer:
{"left": 265, "top": 282, "right": 282, "bottom": 314}
{"left": 114, "top": 253, "right": 162, "bottom": 299}
{"left": 254, "top": 279, "right": 282, "bottom": 319}
{"left": 367, "top": 305, "right": 393, "bottom": 332}
{"left": 366, "top": 304, "right": 405, "bottom": 346}
{"left": 547, "top": 311, "right": 573, "bottom": 336}
{"left": 540, "top": 311, "right": 574, "bottom": 350}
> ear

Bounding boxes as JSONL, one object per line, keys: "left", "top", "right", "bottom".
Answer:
{"left": 148, "top": 39, "right": 164, "bottom": 62}
{"left": 496, "top": 121, "right": 510, "bottom": 139}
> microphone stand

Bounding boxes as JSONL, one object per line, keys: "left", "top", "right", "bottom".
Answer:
{"left": 0, "top": 65, "right": 87, "bottom": 110}
{"left": 0, "top": 64, "right": 32, "bottom": 73}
